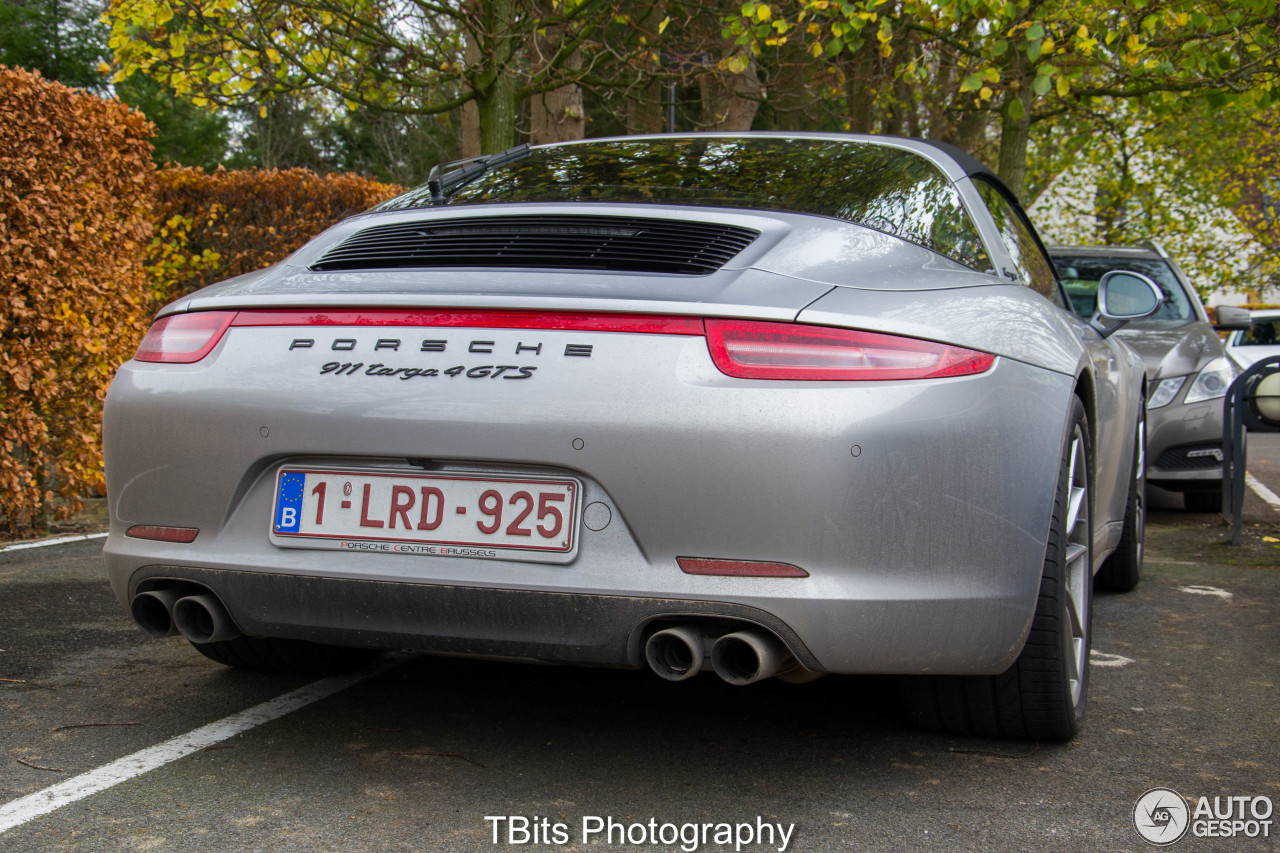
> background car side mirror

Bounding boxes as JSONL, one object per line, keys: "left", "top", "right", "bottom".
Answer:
{"left": 1213, "top": 305, "right": 1254, "bottom": 331}
{"left": 1089, "top": 270, "right": 1165, "bottom": 338}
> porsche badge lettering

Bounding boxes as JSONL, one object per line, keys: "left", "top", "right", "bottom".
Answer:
{"left": 290, "top": 337, "right": 592, "bottom": 380}
{"left": 288, "top": 338, "right": 593, "bottom": 358}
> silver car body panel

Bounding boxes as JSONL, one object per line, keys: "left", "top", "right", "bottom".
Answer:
{"left": 105, "top": 134, "right": 1148, "bottom": 677}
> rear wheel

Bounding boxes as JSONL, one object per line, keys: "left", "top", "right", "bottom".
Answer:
{"left": 898, "top": 397, "right": 1093, "bottom": 740}
{"left": 1096, "top": 408, "right": 1144, "bottom": 592}
{"left": 189, "top": 636, "right": 380, "bottom": 675}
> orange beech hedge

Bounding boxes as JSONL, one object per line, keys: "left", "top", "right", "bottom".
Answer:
{"left": 151, "top": 167, "right": 403, "bottom": 302}
{"left": 1, "top": 66, "right": 404, "bottom": 537}
{"left": 0, "top": 66, "right": 155, "bottom": 537}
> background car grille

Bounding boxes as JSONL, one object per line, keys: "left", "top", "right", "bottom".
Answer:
{"left": 311, "top": 215, "right": 760, "bottom": 275}
{"left": 1154, "top": 443, "right": 1225, "bottom": 471}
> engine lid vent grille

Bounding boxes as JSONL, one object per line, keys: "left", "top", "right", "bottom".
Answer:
{"left": 311, "top": 215, "right": 759, "bottom": 275}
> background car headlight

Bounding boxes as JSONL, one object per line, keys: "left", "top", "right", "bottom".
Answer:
{"left": 1148, "top": 376, "right": 1186, "bottom": 408}
{"left": 1184, "top": 356, "right": 1236, "bottom": 404}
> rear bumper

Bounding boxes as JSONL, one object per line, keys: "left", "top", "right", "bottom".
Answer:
{"left": 122, "top": 564, "right": 822, "bottom": 669}
{"left": 112, "top": 559, "right": 1045, "bottom": 675}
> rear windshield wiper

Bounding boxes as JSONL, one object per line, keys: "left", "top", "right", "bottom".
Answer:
{"left": 427, "top": 143, "right": 532, "bottom": 204}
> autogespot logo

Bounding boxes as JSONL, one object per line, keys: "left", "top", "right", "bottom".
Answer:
{"left": 1134, "top": 788, "right": 1191, "bottom": 845}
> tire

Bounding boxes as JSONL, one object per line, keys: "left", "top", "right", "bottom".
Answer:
{"left": 898, "top": 397, "right": 1093, "bottom": 741}
{"left": 189, "top": 635, "right": 380, "bottom": 675}
{"left": 1096, "top": 409, "right": 1144, "bottom": 592}
{"left": 1184, "top": 486, "right": 1222, "bottom": 514}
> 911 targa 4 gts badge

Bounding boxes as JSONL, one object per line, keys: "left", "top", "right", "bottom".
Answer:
{"left": 319, "top": 362, "right": 537, "bottom": 380}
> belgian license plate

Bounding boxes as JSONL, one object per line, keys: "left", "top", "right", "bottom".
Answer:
{"left": 270, "top": 468, "right": 580, "bottom": 562}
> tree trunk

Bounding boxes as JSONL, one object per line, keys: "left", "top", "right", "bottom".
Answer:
{"left": 997, "top": 85, "right": 1032, "bottom": 201}
{"left": 529, "top": 14, "right": 585, "bottom": 144}
{"left": 459, "top": 101, "right": 482, "bottom": 159}
{"left": 459, "top": 26, "right": 482, "bottom": 158}
{"left": 477, "top": 73, "right": 518, "bottom": 153}
{"left": 530, "top": 80, "right": 585, "bottom": 144}
{"left": 699, "top": 56, "right": 763, "bottom": 131}
{"left": 625, "top": 2, "right": 665, "bottom": 134}
{"left": 842, "top": 48, "right": 876, "bottom": 134}
{"left": 948, "top": 105, "right": 988, "bottom": 155}
{"left": 462, "top": 0, "right": 519, "bottom": 155}
{"left": 626, "top": 82, "right": 666, "bottom": 134}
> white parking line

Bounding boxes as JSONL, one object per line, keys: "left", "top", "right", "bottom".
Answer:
{"left": 1179, "top": 585, "right": 1233, "bottom": 599}
{"left": 0, "top": 666, "right": 383, "bottom": 835}
{"left": 1089, "top": 651, "right": 1135, "bottom": 667}
{"left": 0, "top": 532, "right": 108, "bottom": 553}
{"left": 1247, "top": 472, "right": 1280, "bottom": 510}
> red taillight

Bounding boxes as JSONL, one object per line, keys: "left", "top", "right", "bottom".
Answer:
{"left": 134, "top": 312, "right": 237, "bottom": 363}
{"left": 125, "top": 525, "right": 199, "bottom": 543}
{"left": 705, "top": 319, "right": 994, "bottom": 381}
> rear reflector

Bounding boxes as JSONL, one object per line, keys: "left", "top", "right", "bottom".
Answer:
{"left": 705, "top": 319, "right": 994, "bottom": 381}
{"left": 126, "top": 525, "right": 199, "bottom": 543}
{"left": 678, "top": 557, "right": 809, "bottom": 578}
{"left": 134, "top": 312, "right": 237, "bottom": 363}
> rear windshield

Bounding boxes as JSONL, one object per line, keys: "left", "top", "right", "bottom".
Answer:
{"left": 378, "top": 137, "right": 992, "bottom": 272}
{"left": 1050, "top": 255, "right": 1194, "bottom": 321}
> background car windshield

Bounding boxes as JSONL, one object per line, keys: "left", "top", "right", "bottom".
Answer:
{"left": 1051, "top": 256, "right": 1194, "bottom": 321}
{"left": 378, "top": 137, "right": 992, "bottom": 272}
{"left": 1236, "top": 316, "right": 1278, "bottom": 345}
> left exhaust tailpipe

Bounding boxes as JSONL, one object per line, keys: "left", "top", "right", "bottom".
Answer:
{"left": 710, "top": 628, "right": 791, "bottom": 685}
{"left": 130, "top": 590, "right": 182, "bottom": 637}
{"left": 645, "top": 626, "right": 708, "bottom": 681}
{"left": 172, "top": 594, "right": 241, "bottom": 644}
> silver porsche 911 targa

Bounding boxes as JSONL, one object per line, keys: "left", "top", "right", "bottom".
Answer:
{"left": 104, "top": 133, "right": 1162, "bottom": 741}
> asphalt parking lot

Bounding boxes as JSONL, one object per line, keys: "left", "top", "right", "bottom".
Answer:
{"left": 2, "top": 435, "right": 1278, "bottom": 853}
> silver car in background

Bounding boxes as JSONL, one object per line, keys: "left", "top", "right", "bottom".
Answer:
{"left": 104, "top": 134, "right": 1160, "bottom": 741}
{"left": 1049, "top": 244, "right": 1244, "bottom": 512}
{"left": 1226, "top": 308, "right": 1280, "bottom": 433}
{"left": 1225, "top": 308, "right": 1280, "bottom": 371}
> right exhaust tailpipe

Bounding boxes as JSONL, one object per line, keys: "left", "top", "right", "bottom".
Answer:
{"left": 172, "top": 594, "right": 241, "bottom": 644}
{"left": 711, "top": 628, "right": 791, "bottom": 685}
{"left": 130, "top": 590, "right": 182, "bottom": 637}
{"left": 644, "top": 626, "right": 708, "bottom": 681}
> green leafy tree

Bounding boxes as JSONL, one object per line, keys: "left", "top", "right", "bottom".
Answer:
{"left": 727, "top": 0, "right": 1280, "bottom": 198}
{"left": 0, "top": 0, "right": 110, "bottom": 90}
{"left": 115, "top": 72, "right": 228, "bottom": 167}
{"left": 1029, "top": 98, "right": 1280, "bottom": 302}
{"left": 104, "top": 0, "right": 641, "bottom": 154}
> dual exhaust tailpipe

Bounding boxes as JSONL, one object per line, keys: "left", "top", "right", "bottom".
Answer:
{"left": 130, "top": 590, "right": 241, "bottom": 644}
{"left": 645, "top": 625, "right": 806, "bottom": 685}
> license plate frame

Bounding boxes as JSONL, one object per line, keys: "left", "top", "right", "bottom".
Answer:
{"left": 269, "top": 466, "right": 582, "bottom": 563}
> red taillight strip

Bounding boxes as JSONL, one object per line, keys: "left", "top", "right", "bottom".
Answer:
{"left": 230, "top": 309, "right": 706, "bottom": 336}
{"left": 126, "top": 525, "right": 199, "bottom": 543}
{"left": 678, "top": 557, "right": 809, "bottom": 578}
{"left": 136, "top": 308, "right": 993, "bottom": 381}
{"left": 705, "top": 318, "right": 994, "bottom": 381}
